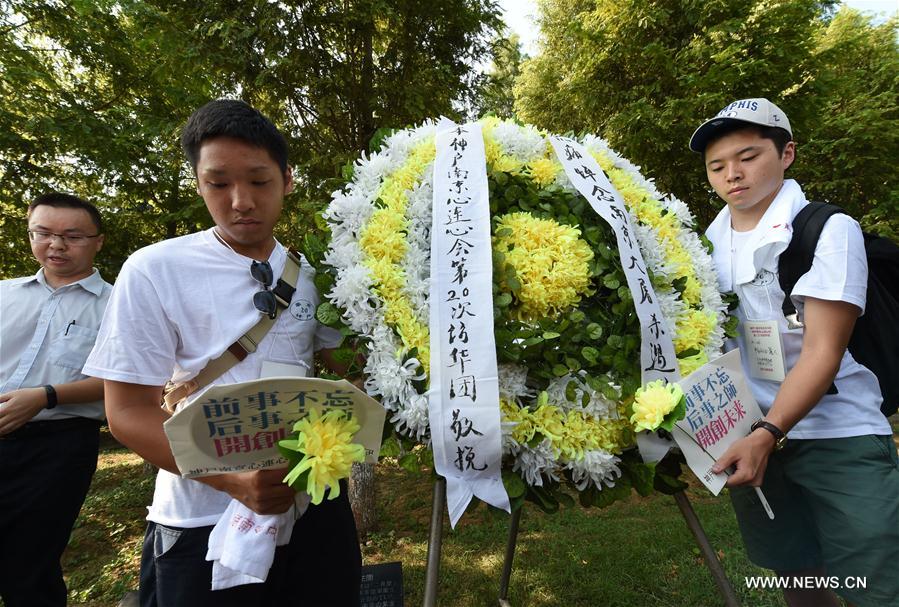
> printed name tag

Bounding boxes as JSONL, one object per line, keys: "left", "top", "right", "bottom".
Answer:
{"left": 261, "top": 360, "right": 309, "bottom": 378}
{"left": 742, "top": 320, "right": 786, "bottom": 382}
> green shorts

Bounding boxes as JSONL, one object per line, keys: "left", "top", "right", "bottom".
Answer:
{"left": 729, "top": 434, "right": 899, "bottom": 607}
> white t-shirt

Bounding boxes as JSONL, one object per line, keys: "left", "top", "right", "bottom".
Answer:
{"left": 706, "top": 180, "right": 890, "bottom": 440}
{"left": 84, "top": 228, "right": 342, "bottom": 526}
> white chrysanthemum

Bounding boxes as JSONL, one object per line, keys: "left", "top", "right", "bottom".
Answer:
{"left": 513, "top": 439, "right": 560, "bottom": 487}
{"left": 663, "top": 194, "right": 696, "bottom": 228}
{"left": 492, "top": 121, "right": 547, "bottom": 162}
{"left": 498, "top": 364, "right": 534, "bottom": 401}
{"left": 328, "top": 266, "right": 378, "bottom": 333}
{"left": 633, "top": 223, "right": 677, "bottom": 281}
{"left": 352, "top": 153, "right": 396, "bottom": 194}
{"left": 400, "top": 176, "right": 434, "bottom": 325}
{"left": 390, "top": 393, "right": 430, "bottom": 440}
{"left": 324, "top": 190, "right": 375, "bottom": 233}
{"left": 658, "top": 291, "right": 687, "bottom": 329}
{"left": 323, "top": 236, "right": 364, "bottom": 269}
{"left": 501, "top": 421, "right": 522, "bottom": 455}
{"left": 363, "top": 326, "right": 424, "bottom": 403}
{"left": 545, "top": 374, "right": 617, "bottom": 418}
{"left": 566, "top": 449, "right": 622, "bottom": 491}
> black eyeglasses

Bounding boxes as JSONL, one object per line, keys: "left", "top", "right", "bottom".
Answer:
{"left": 251, "top": 260, "right": 277, "bottom": 319}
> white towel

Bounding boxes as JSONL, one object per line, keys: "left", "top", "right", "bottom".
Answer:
{"left": 206, "top": 494, "right": 311, "bottom": 591}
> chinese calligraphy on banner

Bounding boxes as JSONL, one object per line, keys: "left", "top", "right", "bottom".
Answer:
{"left": 549, "top": 136, "right": 681, "bottom": 387}
{"left": 163, "top": 377, "right": 386, "bottom": 477}
{"left": 428, "top": 118, "right": 510, "bottom": 526}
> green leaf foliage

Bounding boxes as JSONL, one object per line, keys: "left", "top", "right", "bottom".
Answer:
{"left": 514, "top": 0, "right": 897, "bottom": 236}
{"left": 0, "top": 0, "right": 502, "bottom": 280}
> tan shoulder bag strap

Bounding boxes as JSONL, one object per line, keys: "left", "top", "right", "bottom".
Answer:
{"left": 162, "top": 250, "right": 303, "bottom": 412}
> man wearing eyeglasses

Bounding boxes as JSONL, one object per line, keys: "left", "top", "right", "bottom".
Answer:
{"left": 84, "top": 100, "right": 361, "bottom": 606}
{"left": 0, "top": 192, "right": 111, "bottom": 607}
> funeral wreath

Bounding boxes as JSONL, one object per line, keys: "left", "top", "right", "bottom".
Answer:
{"left": 306, "top": 118, "right": 733, "bottom": 511}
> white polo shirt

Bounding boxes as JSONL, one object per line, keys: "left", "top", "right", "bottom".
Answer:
{"left": 706, "top": 180, "right": 890, "bottom": 439}
{"left": 0, "top": 268, "right": 111, "bottom": 421}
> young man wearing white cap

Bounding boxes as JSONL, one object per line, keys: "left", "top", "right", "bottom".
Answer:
{"left": 692, "top": 98, "right": 898, "bottom": 607}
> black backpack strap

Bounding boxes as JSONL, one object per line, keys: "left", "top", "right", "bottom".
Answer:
{"left": 778, "top": 202, "right": 846, "bottom": 318}
{"left": 777, "top": 202, "right": 845, "bottom": 395}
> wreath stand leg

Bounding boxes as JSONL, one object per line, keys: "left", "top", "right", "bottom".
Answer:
{"left": 497, "top": 505, "right": 523, "bottom": 607}
{"left": 422, "top": 476, "right": 447, "bottom": 607}
{"left": 493, "top": 492, "right": 740, "bottom": 606}
{"left": 673, "top": 491, "right": 741, "bottom": 606}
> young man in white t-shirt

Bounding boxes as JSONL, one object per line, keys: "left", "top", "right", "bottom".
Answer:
{"left": 692, "top": 98, "right": 898, "bottom": 607}
{"left": 84, "top": 100, "right": 361, "bottom": 606}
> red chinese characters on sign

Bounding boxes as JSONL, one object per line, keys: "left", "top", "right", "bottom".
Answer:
{"left": 684, "top": 366, "right": 745, "bottom": 449}
{"left": 213, "top": 428, "right": 287, "bottom": 457}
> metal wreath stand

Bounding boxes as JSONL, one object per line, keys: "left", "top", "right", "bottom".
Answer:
{"left": 421, "top": 477, "right": 740, "bottom": 607}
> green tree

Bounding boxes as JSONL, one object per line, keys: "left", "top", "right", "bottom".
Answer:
{"left": 476, "top": 32, "right": 527, "bottom": 119}
{"left": 514, "top": 0, "right": 896, "bottom": 234}
{"left": 0, "top": 0, "right": 217, "bottom": 279}
{"left": 0, "top": 0, "right": 503, "bottom": 280}
{"left": 801, "top": 9, "right": 899, "bottom": 239}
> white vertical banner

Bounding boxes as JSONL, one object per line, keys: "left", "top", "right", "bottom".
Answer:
{"left": 550, "top": 136, "right": 681, "bottom": 385}
{"left": 550, "top": 137, "right": 681, "bottom": 462}
{"left": 428, "top": 118, "right": 510, "bottom": 526}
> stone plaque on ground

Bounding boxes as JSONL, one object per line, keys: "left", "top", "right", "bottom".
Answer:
{"left": 360, "top": 561, "right": 403, "bottom": 607}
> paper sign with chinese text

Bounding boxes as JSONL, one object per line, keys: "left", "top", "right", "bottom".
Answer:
{"left": 672, "top": 349, "right": 763, "bottom": 495}
{"left": 163, "top": 377, "right": 386, "bottom": 478}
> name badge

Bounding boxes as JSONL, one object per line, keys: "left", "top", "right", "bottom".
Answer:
{"left": 742, "top": 320, "right": 786, "bottom": 382}
{"left": 261, "top": 360, "right": 309, "bottom": 378}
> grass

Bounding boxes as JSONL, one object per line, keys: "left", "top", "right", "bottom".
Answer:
{"left": 46, "top": 420, "right": 897, "bottom": 606}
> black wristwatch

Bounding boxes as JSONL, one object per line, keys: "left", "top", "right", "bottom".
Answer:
{"left": 750, "top": 419, "right": 786, "bottom": 450}
{"left": 43, "top": 384, "right": 58, "bottom": 409}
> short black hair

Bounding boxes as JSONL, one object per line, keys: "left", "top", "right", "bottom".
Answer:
{"left": 703, "top": 123, "right": 793, "bottom": 158}
{"left": 180, "top": 99, "right": 289, "bottom": 174}
{"left": 28, "top": 192, "right": 103, "bottom": 232}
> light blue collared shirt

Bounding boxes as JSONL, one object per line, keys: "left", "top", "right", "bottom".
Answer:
{"left": 0, "top": 268, "right": 112, "bottom": 421}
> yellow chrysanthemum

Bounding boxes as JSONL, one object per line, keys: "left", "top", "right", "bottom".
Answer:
{"left": 481, "top": 117, "right": 503, "bottom": 165}
{"left": 505, "top": 397, "right": 636, "bottom": 457}
{"left": 678, "top": 350, "right": 709, "bottom": 378}
{"left": 530, "top": 403, "right": 566, "bottom": 442}
{"left": 493, "top": 153, "right": 525, "bottom": 174}
{"left": 674, "top": 310, "right": 718, "bottom": 353}
{"left": 594, "top": 149, "right": 711, "bottom": 314}
{"left": 558, "top": 410, "right": 595, "bottom": 459}
{"left": 526, "top": 157, "right": 560, "bottom": 187}
{"left": 629, "top": 380, "right": 684, "bottom": 432}
{"left": 590, "top": 151, "right": 614, "bottom": 173}
{"left": 593, "top": 417, "right": 636, "bottom": 453}
{"left": 358, "top": 138, "right": 435, "bottom": 378}
{"left": 359, "top": 209, "right": 408, "bottom": 264}
{"left": 281, "top": 409, "right": 365, "bottom": 505}
{"left": 493, "top": 212, "right": 594, "bottom": 321}
{"left": 501, "top": 398, "right": 535, "bottom": 443}
{"left": 366, "top": 256, "right": 405, "bottom": 298}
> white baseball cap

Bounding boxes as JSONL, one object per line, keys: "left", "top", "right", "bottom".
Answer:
{"left": 689, "top": 98, "right": 792, "bottom": 152}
